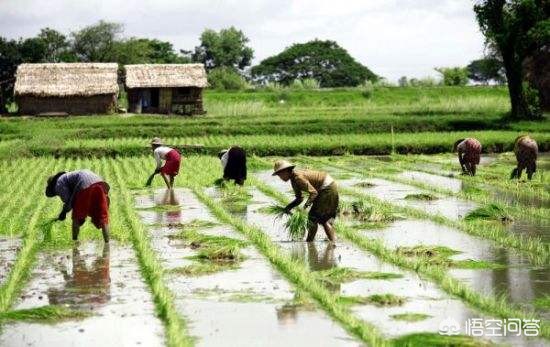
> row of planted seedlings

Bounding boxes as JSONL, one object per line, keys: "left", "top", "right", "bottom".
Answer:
{"left": 0, "top": 157, "right": 173, "bottom": 346}
{"left": 298, "top": 155, "right": 550, "bottom": 265}
{"left": 179, "top": 156, "right": 515, "bottom": 346}
{"left": 250, "top": 156, "right": 550, "bottom": 343}
{"left": 126, "top": 155, "right": 384, "bottom": 346}
{"left": 391, "top": 152, "right": 550, "bottom": 215}
{"left": 295, "top": 156, "right": 550, "bottom": 317}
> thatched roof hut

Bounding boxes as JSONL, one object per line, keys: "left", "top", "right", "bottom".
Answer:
{"left": 14, "top": 63, "right": 119, "bottom": 115}
{"left": 124, "top": 64, "right": 207, "bottom": 115}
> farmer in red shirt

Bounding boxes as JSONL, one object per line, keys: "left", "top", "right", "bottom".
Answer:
{"left": 146, "top": 137, "right": 182, "bottom": 189}
{"left": 45, "top": 170, "right": 110, "bottom": 243}
{"left": 454, "top": 138, "right": 482, "bottom": 176}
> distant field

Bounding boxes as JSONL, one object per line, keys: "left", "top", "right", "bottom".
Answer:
{"left": 0, "top": 86, "right": 548, "bottom": 159}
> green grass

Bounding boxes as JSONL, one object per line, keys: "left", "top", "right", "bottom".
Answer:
{"left": 534, "top": 295, "right": 550, "bottom": 309}
{"left": 390, "top": 313, "right": 431, "bottom": 322}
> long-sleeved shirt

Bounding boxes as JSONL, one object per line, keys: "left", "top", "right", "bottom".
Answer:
{"left": 289, "top": 170, "right": 334, "bottom": 207}
{"left": 153, "top": 146, "right": 173, "bottom": 169}
{"left": 55, "top": 170, "right": 103, "bottom": 213}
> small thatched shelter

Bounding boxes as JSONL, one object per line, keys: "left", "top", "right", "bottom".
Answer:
{"left": 14, "top": 63, "right": 119, "bottom": 115}
{"left": 124, "top": 64, "right": 207, "bottom": 115}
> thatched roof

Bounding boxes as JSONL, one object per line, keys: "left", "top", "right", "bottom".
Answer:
{"left": 14, "top": 63, "right": 119, "bottom": 97}
{"left": 124, "top": 64, "right": 207, "bottom": 89}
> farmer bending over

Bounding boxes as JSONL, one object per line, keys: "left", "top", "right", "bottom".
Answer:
{"left": 453, "top": 138, "right": 482, "bottom": 176}
{"left": 511, "top": 135, "right": 538, "bottom": 180}
{"left": 218, "top": 146, "right": 247, "bottom": 186}
{"left": 147, "top": 137, "right": 181, "bottom": 189}
{"left": 45, "top": 170, "right": 110, "bottom": 243}
{"left": 273, "top": 160, "right": 339, "bottom": 242}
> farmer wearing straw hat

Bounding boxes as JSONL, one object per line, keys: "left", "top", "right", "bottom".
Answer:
{"left": 218, "top": 146, "right": 247, "bottom": 186}
{"left": 146, "top": 137, "right": 181, "bottom": 189}
{"left": 511, "top": 135, "right": 538, "bottom": 180}
{"left": 453, "top": 138, "right": 482, "bottom": 176}
{"left": 273, "top": 160, "right": 339, "bottom": 242}
{"left": 45, "top": 170, "right": 110, "bottom": 243}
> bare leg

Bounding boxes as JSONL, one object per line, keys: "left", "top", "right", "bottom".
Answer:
{"left": 322, "top": 221, "right": 336, "bottom": 242}
{"left": 72, "top": 219, "right": 81, "bottom": 241}
{"left": 169, "top": 175, "right": 175, "bottom": 188}
{"left": 305, "top": 220, "right": 318, "bottom": 242}
{"left": 101, "top": 224, "right": 110, "bottom": 243}
{"left": 161, "top": 173, "right": 171, "bottom": 189}
{"left": 471, "top": 164, "right": 476, "bottom": 176}
{"left": 517, "top": 166, "right": 524, "bottom": 179}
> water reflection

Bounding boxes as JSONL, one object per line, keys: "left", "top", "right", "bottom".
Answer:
{"left": 289, "top": 242, "right": 338, "bottom": 271}
{"left": 48, "top": 243, "right": 111, "bottom": 306}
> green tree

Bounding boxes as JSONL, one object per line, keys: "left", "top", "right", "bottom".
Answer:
{"left": 207, "top": 67, "right": 248, "bottom": 90}
{"left": 0, "top": 38, "right": 21, "bottom": 113}
{"left": 251, "top": 40, "right": 377, "bottom": 87}
{"left": 467, "top": 57, "right": 506, "bottom": 84}
{"left": 435, "top": 67, "right": 469, "bottom": 86}
{"left": 71, "top": 20, "right": 123, "bottom": 62}
{"left": 191, "top": 27, "right": 253, "bottom": 71}
{"left": 37, "top": 28, "right": 74, "bottom": 62}
{"left": 474, "top": 0, "right": 549, "bottom": 119}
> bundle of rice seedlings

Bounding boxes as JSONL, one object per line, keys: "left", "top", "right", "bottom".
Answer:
{"left": 404, "top": 193, "right": 438, "bottom": 201}
{"left": 258, "top": 204, "right": 287, "bottom": 216}
{"left": 284, "top": 208, "right": 310, "bottom": 240}
{"left": 220, "top": 184, "right": 252, "bottom": 204}
{"left": 194, "top": 244, "right": 244, "bottom": 262}
{"left": 465, "top": 203, "right": 512, "bottom": 222}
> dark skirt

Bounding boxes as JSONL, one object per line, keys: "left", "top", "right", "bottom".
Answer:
{"left": 309, "top": 182, "right": 339, "bottom": 224}
{"left": 224, "top": 146, "right": 247, "bottom": 182}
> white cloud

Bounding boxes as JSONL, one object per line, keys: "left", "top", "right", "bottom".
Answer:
{"left": 0, "top": 0, "right": 485, "bottom": 81}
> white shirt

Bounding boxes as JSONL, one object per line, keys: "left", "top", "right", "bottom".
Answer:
{"left": 154, "top": 146, "right": 172, "bottom": 169}
{"left": 321, "top": 174, "right": 334, "bottom": 190}
{"left": 220, "top": 150, "right": 229, "bottom": 170}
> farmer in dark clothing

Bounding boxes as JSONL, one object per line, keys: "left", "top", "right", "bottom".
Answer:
{"left": 273, "top": 160, "right": 339, "bottom": 242}
{"left": 511, "top": 135, "right": 538, "bottom": 180}
{"left": 45, "top": 170, "right": 110, "bottom": 243}
{"left": 218, "top": 146, "right": 247, "bottom": 186}
{"left": 453, "top": 138, "right": 482, "bottom": 176}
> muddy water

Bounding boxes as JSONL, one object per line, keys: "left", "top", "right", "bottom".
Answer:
{"left": 228, "top": 183, "right": 523, "bottom": 345}
{"left": 398, "top": 170, "right": 463, "bottom": 193}
{"left": 0, "top": 242, "right": 165, "bottom": 346}
{"left": 0, "top": 238, "right": 20, "bottom": 285}
{"left": 135, "top": 188, "right": 359, "bottom": 347}
{"left": 361, "top": 219, "right": 550, "bottom": 319}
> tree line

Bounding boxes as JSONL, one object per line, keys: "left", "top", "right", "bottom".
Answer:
{"left": 1, "top": 0, "right": 548, "bottom": 119}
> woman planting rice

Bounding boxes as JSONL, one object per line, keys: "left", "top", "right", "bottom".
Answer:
{"left": 511, "top": 135, "right": 538, "bottom": 180}
{"left": 272, "top": 160, "right": 339, "bottom": 242}
{"left": 45, "top": 169, "right": 110, "bottom": 243}
{"left": 147, "top": 137, "right": 182, "bottom": 189}
{"left": 218, "top": 146, "right": 247, "bottom": 186}
{"left": 453, "top": 138, "right": 482, "bottom": 176}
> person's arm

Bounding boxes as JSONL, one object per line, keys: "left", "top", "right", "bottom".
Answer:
{"left": 457, "top": 150, "right": 466, "bottom": 172}
{"left": 154, "top": 149, "right": 162, "bottom": 173}
{"left": 55, "top": 180, "right": 72, "bottom": 220}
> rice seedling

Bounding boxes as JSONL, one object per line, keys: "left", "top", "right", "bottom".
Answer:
{"left": 0, "top": 305, "right": 91, "bottom": 322}
{"left": 465, "top": 203, "right": 513, "bottom": 223}
{"left": 191, "top": 244, "right": 246, "bottom": 262}
{"left": 338, "top": 199, "right": 395, "bottom": 223}
{"left": 353, "top": 181, "right": 376, "bottom": 188}
{"left": 404, "top": 193, "right": 438, "bottom": 201}
{"left": 171, "top": 262, "right": 239, "bottom": 276}
{"left": 284, "top": 208, "right": 310, "bottom": 240}
{"left": 533, "top": 295, "right": 550, "bottom": 309}
{"left": 315, "top": 267, "right": 402, "bottom": 286}
{"left": 391, "top": 333, "right": 491, "bottom": 347}
{"left": 338, "top": 294, "right": 406, "bottom": 307}
{"left": 257, "top": 204, "right": 287, "bottom": 216}
{"left": 396, "top": 245, "right": 461, "bottom": 266}
{"left": 390, "top": 313, "right": 431, "bottom": 322}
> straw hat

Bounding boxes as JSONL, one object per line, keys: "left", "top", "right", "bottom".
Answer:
{"left": 272, "top": 160, "right": 295, "bottom": 176}
{"left": 151, "top": 137, "right": 163, "bottom": 145}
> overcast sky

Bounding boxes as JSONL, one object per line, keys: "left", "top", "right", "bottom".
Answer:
{"left": 0, "top": 0, "right": 486, "bottom": 81}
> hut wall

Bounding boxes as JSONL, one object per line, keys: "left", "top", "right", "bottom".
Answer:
{"left": 159, "top": 88, "right": 172, "bottom": 113}
{"left": 16, "top": 94, "right": 116, "bottom": 115}
{"left": 127, "top": 89, "right": 142, "bottom": 113}
{"left": 171, "top": 87, "right": 204, "bottom": 115}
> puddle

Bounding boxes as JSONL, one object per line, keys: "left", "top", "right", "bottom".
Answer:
{"left": 137, "top": 188, "right": 359, "bottom": 346}
{"left": 507, "top": 219, "right": 550, "bottom": 245}
{"left": 398, "top": 171, "right": 463, "bottom": 193}
{"left": 362, "top": 219, "right": 550, "bottom": 320}
{"left": 0, "top": 238, "right": 20, "bottom": 285}
{"left": 0, "top": 242, "right": 165, "bottom": 346}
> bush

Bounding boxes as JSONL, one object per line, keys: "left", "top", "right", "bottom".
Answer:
{"left": 289, "top": 78, "right": 320, "bottom": 90}
{"left": 207, "top": 67, "right": 249, "bottom": 90}
{"left": 523, "top": 82, "right": 542, "bottom": 118}
{"left": 435, "top": 67, "right": 469, "bottom": 86}
{"left": 360, "top": 81, "right": 374, "bottom": 99}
